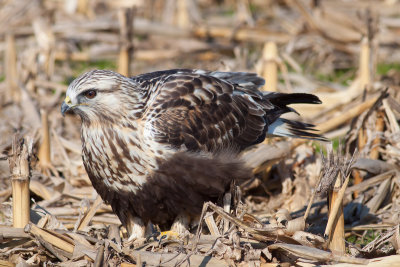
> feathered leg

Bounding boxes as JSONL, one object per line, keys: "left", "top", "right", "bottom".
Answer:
{"left": 126, "top": 214, "right": 146, "bottom": 241}
{"left": 171, "top": 213, "right": 190, "bottom": 234}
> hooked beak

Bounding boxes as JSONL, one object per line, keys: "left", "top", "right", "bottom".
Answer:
{"left": 61, "top": 96, "right": 72, "bottom": 116}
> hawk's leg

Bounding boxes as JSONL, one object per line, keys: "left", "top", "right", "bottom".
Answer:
{"left": 160, "top": 213, "right": 190, "bottom": 239}
{"left": 171, "top": 212, "right": 190, "bottom": 234}
{"left": 126, "top": 214, "right": 146, "bottom": 241}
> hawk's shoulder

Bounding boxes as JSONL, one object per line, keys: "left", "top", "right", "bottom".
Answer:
{"left": 130, "top": 69, "right": 195, "bottom": 87}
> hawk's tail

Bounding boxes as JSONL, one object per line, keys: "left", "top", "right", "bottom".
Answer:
{"left": 264, "top": 93, "right": 327, "bottom": 142}
{"left": 267, "top": 118, "right": 327, "bottom": 141}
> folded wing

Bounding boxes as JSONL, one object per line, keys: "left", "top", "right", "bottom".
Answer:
{"left": 141, "top": 69, "right": 326, "bottom": 153}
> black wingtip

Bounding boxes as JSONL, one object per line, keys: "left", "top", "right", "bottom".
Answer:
{"left": 289, "top": 93, "right": 322, "bottom": 105}
{"left": 265, "top": 93, "right": 322, "bottom": 106}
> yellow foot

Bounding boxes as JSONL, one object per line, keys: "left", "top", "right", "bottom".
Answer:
{"left": 158, "top": 230, "right": 191, "bottom": 245}
{"left": 159, "top": 230, "right": 180, "bottom": 241}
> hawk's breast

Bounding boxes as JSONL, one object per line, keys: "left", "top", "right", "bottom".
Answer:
{"left": 81, "top": 122, "right": 159, "bottom": 194}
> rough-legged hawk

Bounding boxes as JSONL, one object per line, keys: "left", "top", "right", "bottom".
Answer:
{"left": 61, "top": 69, "right": 325, "bottom": 239}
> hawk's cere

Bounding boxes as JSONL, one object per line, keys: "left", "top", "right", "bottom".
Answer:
{"left": 61, "top": 69, "right": 326, "bottom": 238}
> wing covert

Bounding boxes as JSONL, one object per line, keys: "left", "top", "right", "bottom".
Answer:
{"left": 143, "top": 72, "right": 268, "bottom": 152}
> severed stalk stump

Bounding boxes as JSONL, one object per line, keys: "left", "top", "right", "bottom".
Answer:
{"left": 8, "top": 136, "right": 33, "bottom": 228}
{"left": 327, "top": 179, "right": 346, "bottom": 255}
{"left": 318, "top": 144, "right": 357, "bottom": 256}
{"left": 118, "top": 7, "right": 135, "bottom": 77}
{"left": 260, "top": 41, "right": 278, "bottom": 92}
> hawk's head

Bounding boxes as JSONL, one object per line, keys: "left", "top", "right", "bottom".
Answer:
{"left": 61, "top": 70, "right": 140, "bottom": 123}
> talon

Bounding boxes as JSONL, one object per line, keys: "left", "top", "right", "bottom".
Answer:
{"left": 146, "top": 231, "right": 160, "bottom": 242}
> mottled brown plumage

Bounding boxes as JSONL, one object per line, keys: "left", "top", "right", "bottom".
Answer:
{"left": 92, "top": 152, "right": 251, "bottom": 228}
{"left": 61, "top": 69, "right": 325, "bottom": 234}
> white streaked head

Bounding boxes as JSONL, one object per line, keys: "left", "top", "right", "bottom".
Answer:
{"left": 61, "top": 70, "right": 141, "bottom": 124}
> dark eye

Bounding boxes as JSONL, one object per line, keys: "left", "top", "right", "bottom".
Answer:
{"left": 84, "top": 90, "right": 97, "bottom": 99}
